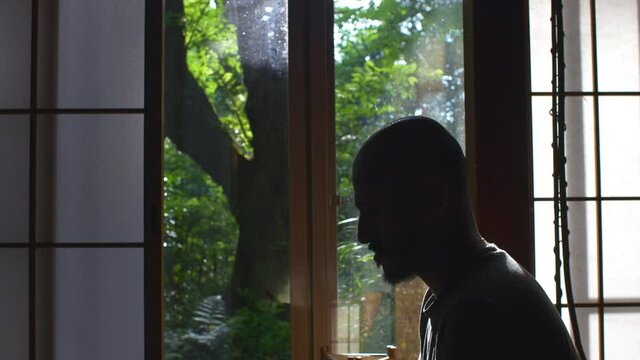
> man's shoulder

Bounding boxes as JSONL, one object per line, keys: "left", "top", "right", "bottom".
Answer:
{"left": 458, "top": 244, "right": 543, "bottom": 299}
{"left": 435, "top": 297, "right": 578, "bottom": 360}
{"left": 437, "top": 244, "right": 580, "bottom": 359}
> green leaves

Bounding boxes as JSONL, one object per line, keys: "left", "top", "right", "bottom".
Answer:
{"left": 183, "top": 0, "right": 253, "bottom": 158}
{"left": 334, "top": 0, "right": 465, "bottom": 311}
{"left": 163, "top": 138, "right": 238, "bottom": 330}
{"left": 228, "top": 296, "right": 291, "bottom": 360}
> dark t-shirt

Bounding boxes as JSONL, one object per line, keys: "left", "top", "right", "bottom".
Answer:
{"left": 419, "top": 244, "right": 579, "bottom": 360}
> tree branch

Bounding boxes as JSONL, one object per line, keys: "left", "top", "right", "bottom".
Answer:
{"left": 165, "top": 0, "right": 236, "bottom": 210}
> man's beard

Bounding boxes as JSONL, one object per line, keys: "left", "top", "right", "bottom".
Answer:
{"left": 381, "top": 260, "right": 416, "bottom": 285}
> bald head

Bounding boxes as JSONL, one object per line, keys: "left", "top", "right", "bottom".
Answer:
{"left": 353, "top": 116, "right": 484, "bottom": 287}
{"left": 353, "top": 116, "right": 468, "bottom": 203}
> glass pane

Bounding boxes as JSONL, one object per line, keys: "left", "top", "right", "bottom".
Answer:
{"left": 603, "top": 201, "right": 640, "bottom": 300}
{"left": 0, "top": 0, "right": 31, "bottom": 108}
{"left": 163, "top": 0, "right": 290, "bottom": 358}
{"left": 36, "top": 249, "right": 143, "bottom": 360}
{"left": 46, "top": 115, "right": 143, "bottom": 243}
{"left": 0, "top": 250, "right": 28, "bottom": 359}
{"left": 534, "top": 201, "right": 598, "bottom": 303}
{"left": 600, "top": 97, "right": 640, "bottom": 197}
{"left": 532, "top": 96, "right": 597, "bottom": 198}
{"left": 335, "top": 0, "right": 464, "bottom": 357}
{"left": 529, "top": 0, "right": 593, "bottom": 92}
{"left": 596, "top": 0, "right": 640, "bottom": 92}
{"left": 561, "top": 308, "right": 599, "bottom": 360}
{"left": 0, "top": 116, "right": 29, "bottom": 243}
{"left": 39, "top": 0, "right": 144, "bottom": 108}
{"left": 604, "top": 309, "right": 640, "bottom": 360}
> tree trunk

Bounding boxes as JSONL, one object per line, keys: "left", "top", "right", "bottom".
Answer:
{"left": 165, "top": 0, "right": 290, "bottom": 312}
{"left": 225, "top": 0, "right": 289, "bottom": 310}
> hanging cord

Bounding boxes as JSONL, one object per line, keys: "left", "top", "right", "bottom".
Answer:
{"left": 550, "top": 0, "right": 588, "bottom": 358}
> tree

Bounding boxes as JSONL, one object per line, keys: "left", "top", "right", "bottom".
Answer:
{"left": 165, "top": 0, "right": 289, "bottom": 314}
{"left": 163, "top": 139, "right": 238, "bottom": 331}
{"left": 163, "top": 0, "right": 464, "bottom": 357}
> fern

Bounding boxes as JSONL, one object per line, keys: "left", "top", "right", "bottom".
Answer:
{"left": 168, "top": 295, "right": 231, "bottom": 360}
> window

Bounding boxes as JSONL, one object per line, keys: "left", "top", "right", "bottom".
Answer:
{"left": 163, "top": 0, "right": 291, "bottom": 358}
{"left": 333, "top": 1, "right": 464, "bottom": 357}
{"left": 530, "top": 0, "right": 640, "bottom": 358}
{"left": 162, "top": 0, "right": 538, "bottom": 359}
{"left": 10, "top": 0, "right": 639, "bottom": 358}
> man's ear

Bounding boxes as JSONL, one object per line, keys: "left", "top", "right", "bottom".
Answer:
{"left": 418, "top": 174, "right": 448, "bottom": 213}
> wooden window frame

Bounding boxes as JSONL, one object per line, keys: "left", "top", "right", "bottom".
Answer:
{"left": 464, "top": 0, "right": 534, "bottom": 271}
{"left": 148, "top": 0, "right": 534, "bottom": 358}
{"left": 145, "top": 0, "right": 164, "bottom": 359}
{"left": 288, "top": 0, "right": 534, "bottom": 359}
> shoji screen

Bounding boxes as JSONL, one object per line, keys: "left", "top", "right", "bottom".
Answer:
{"left": 0, "top": 0, "right": 162, "bottom": 359}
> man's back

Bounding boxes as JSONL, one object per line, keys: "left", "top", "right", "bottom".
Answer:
{"left": 419, "top": 244, "right": 579, "bottom": 360}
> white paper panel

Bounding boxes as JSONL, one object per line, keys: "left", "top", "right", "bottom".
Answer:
{"left": 52, "top": 115, "right": 143, "bottom": 243}
{"left": 600, "top": 97, "right": 640, "bottom": 196}
{"left": 0, "top": 0, "right": 31, "bottom": 108}
{"left": 41, "top": 0, "right": 144, "bottom": 108}
{"left": 38, "top": 249, "right": 144, "bottom": 360}
{"left": 0, "top": 116, "right": 29, "bottom": 243}
{"left": 596, "top": 0, "right": 640, "bottom": 91}
{"left": 604, "top": 310, "right": 640, "bottom": 360}
{"left": 0, "top": 250, "right": 28, "bottom": 359}
{"left": 534, "top": 201, "right": 598, "bottom": 303}
{"left": 602, "top": 201, "right": 640, "bottom": 300}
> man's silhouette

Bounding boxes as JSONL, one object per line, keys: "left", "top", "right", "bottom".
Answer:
{"left": 353, "top": 117, "right": 579, "bottom": 360}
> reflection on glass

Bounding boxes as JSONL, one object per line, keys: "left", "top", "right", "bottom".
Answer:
{"left": 335, "top": 0, "right": 464, "bottom": 357}
{"left": 163, "top": 0, "right": 290, "bottom": 358}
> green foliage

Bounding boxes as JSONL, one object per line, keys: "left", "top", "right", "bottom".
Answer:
{"left": 334, "top": 0, "right": 465, "bottom": 237}
{"left": 337, "top": 218, "right": 385, "bottom": 301}
{"left": 165, "top": 295, "right": 230, "bottom": 360}
{"left": 164, "top": 0, "right": 465, "bottom": 357}
{"left": 165, "top": 293, "right": 290, "bottom": 360}
{"left": 228, "top": 294, "right": 291, "bottom": 360}
{"left": 163, "top": 138, "right": 239, "bottom": 331}
{"left": 183, "top": 0, "right": 253, "bottom": 158}
{"left": 334, "top": 1, "right": 464, "bottom": 352}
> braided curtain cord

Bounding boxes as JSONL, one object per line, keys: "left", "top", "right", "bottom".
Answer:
{"left": 550, "top": 0, "right": 588, "bottom": 358}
